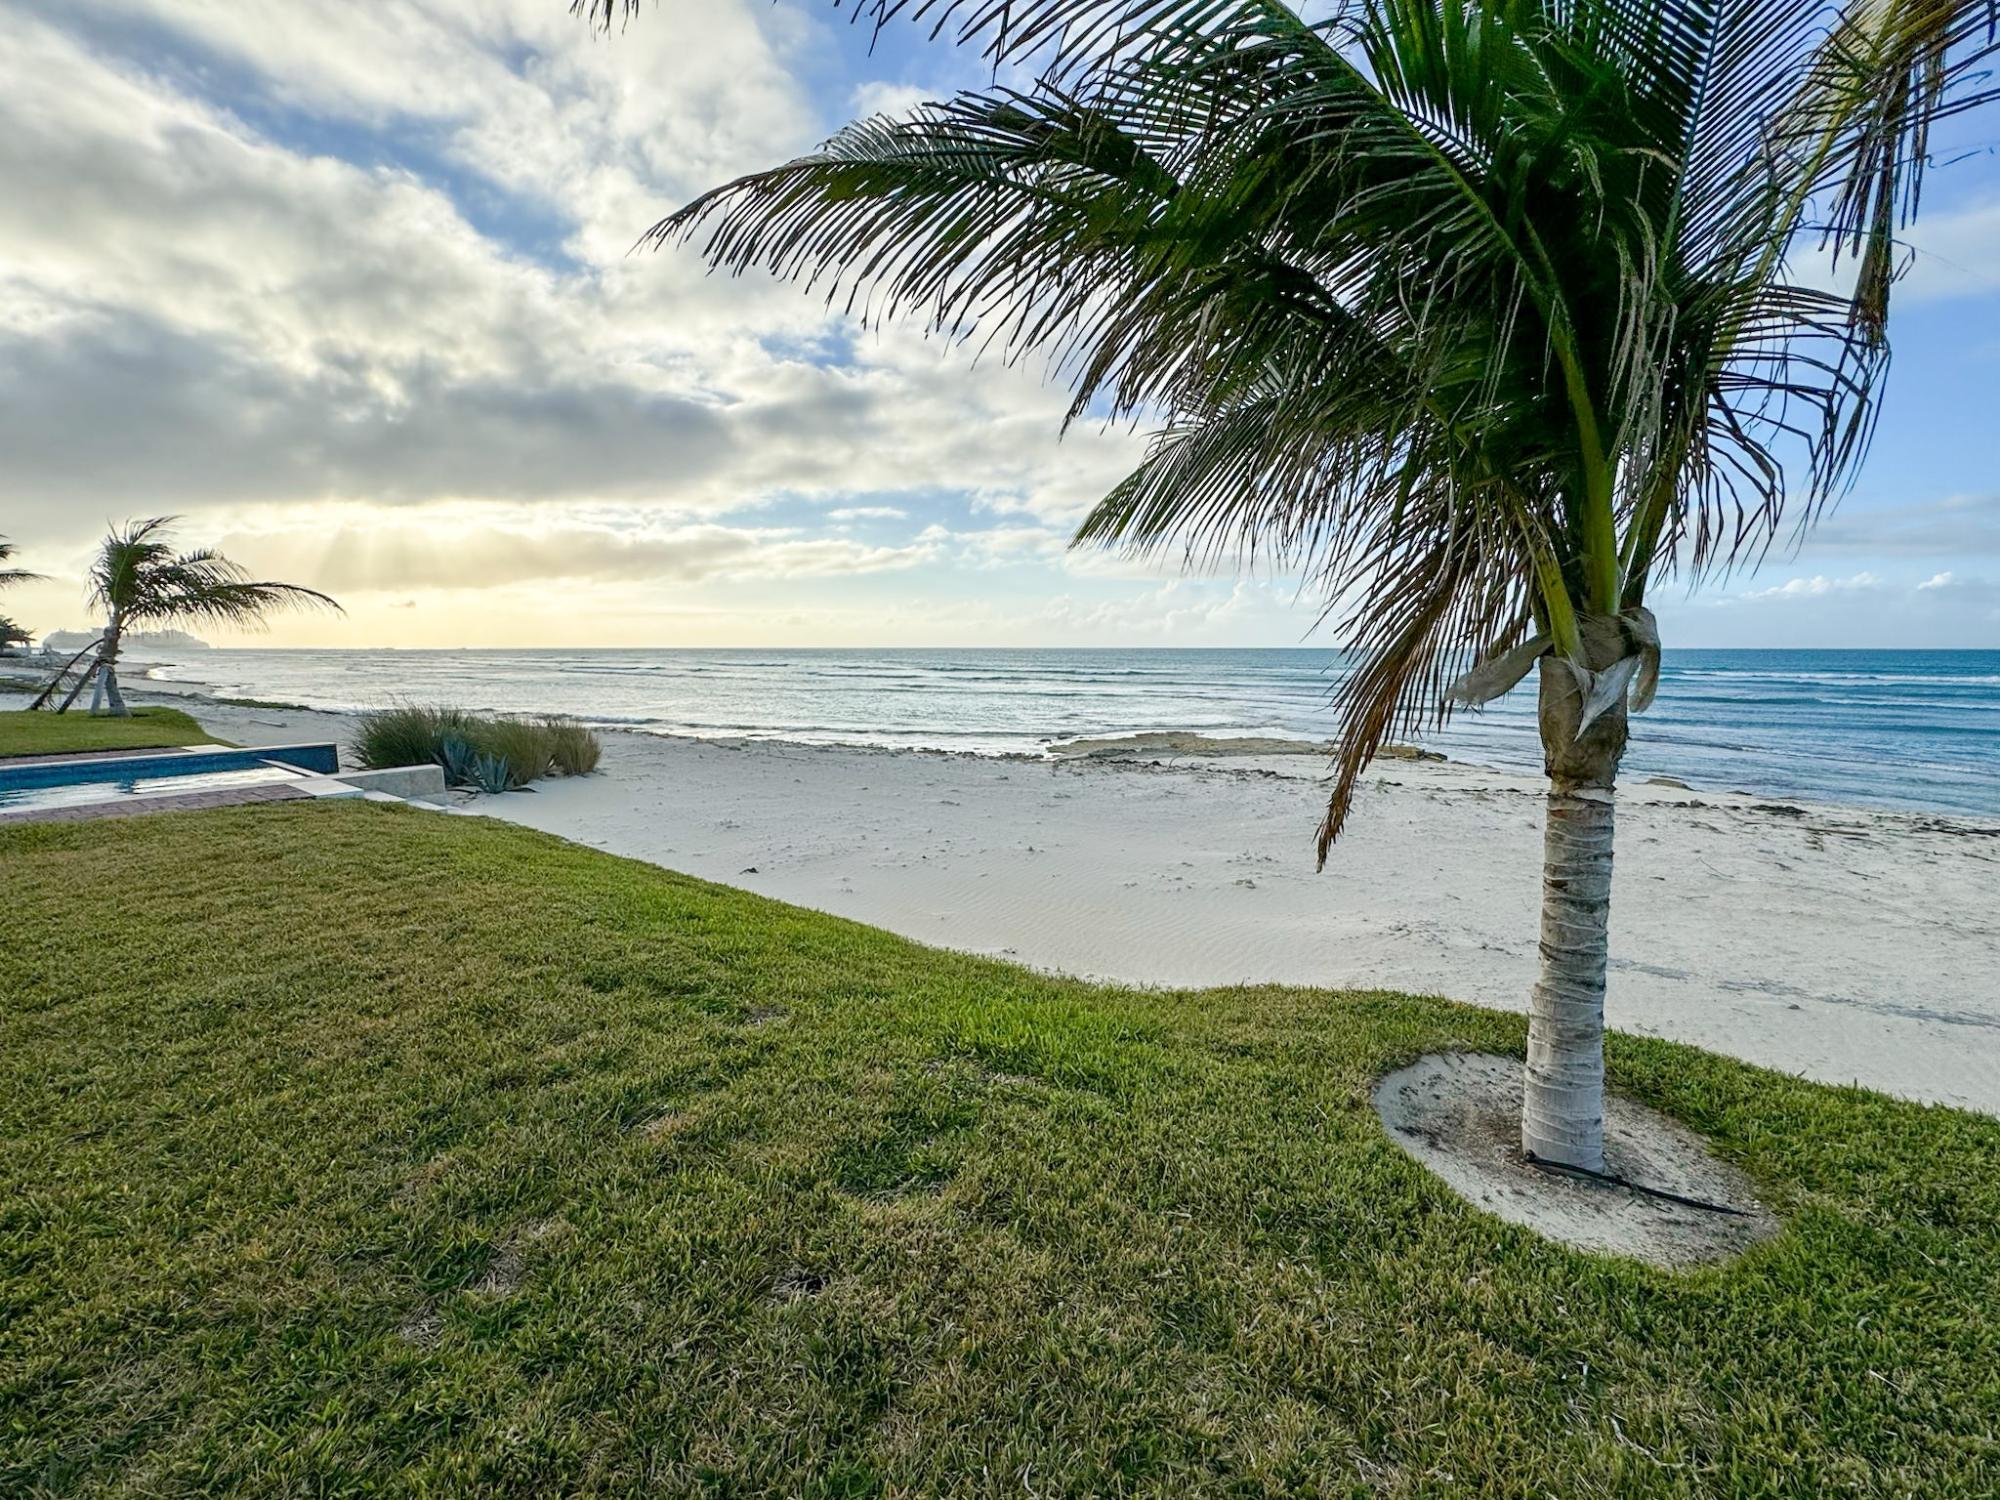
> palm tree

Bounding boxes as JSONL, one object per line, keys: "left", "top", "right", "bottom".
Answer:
{"left": 0, "top": 616, "right": 31, "bottom": 654}
{"left": 86, "top": 518, "right": 340, "bottom": 717}
{"left": 587, "top": 0, "right": 1996, "bottom": 1171}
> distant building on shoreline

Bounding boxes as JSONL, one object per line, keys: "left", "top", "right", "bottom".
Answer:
{"left": 42, "top": 628, "right": 211, "bottom": 653}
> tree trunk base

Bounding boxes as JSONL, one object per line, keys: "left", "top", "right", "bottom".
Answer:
{"left": 97, "top": 661, "right": 130, "bottom": 718}
{"left": 1374, "top": 1052, "right": 1775, "bottom": 1267}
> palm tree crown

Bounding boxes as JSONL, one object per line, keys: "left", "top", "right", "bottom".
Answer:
{"left": 88, "top": 517, "right": 340, "bottom": 634}
{"left": 598, "top": 0, "right": 1996, "bottom": 853}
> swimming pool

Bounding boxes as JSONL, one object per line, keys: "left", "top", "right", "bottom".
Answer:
{"left": 0, "top": 743, "right": 347, "bottom": 819}
{"left": 0, "top": 743, "right": 339, "bottom": 792}
{"left": 0, "top": 763, "right": 308, "bottom": 814}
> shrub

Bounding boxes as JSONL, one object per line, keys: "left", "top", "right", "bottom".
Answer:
{"left": 353, "top": 704, "right": 599, "bottom": 791}
{"left": 354, "top": 704, "right": 473, "bottom": 773}
{"left": 473, "top": 716, "right": 555, "bottom": 787}
{"left": 543, "top": 716, "right": 601, "bottom": 776}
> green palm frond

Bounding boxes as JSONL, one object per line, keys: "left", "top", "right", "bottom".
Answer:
{"left": 88, "top": 517, "right": 341, "bottom": 632}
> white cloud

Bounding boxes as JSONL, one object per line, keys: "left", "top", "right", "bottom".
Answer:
{"left": 1739, "top": 571, "right": 1882, "bottom": 602}
{"left": 957, "top": 525, "right": 1070, "bottom": 562}
{"left": 208, "top": 507, "right": 942, "bottom": 592}
{"left": 1657, "top": 562, "right": 2000, "bottom": 648}
{"left": 0, "top": 2, "right": 1148, "bottom": 612}
{"left": 827, "top": 505, "right": 908, "bottom": 521}
{"left": 64, "top": 0, "right": 827, "bottom": 250}
{"left": 850, "top": 81, "right": 937, "bottom": 118}
{"left": 1910, "top": 571, "right": 2000, "bottom": 607}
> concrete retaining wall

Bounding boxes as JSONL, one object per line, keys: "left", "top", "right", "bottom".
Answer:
{"left": 332, "top": 764, "right": 449, "bottom": 804}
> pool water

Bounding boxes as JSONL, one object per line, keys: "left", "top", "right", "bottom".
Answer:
{"left": 0, "top": 743, "right": 337, "bottom": 789}
{"left": 0, "top": 764, "right": 307, "bottom": 814}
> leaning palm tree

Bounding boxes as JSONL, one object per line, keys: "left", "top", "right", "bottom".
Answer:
{"left": 587, "top": 0, "right": 1995, "bottom": 1171}
{"left": 85, "top": 518, "right": 340, "bottom": 717}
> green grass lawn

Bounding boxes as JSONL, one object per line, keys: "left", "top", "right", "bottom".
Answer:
{"left": 2, "top": 804, "right": 1995, "bottom": 1496}
{"left": 0, "top": 706, "right": 215, "bottom": 758}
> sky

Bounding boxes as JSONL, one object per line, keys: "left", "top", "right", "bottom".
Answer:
{"left": 1, "top": 0, "right": 1997, "bottom": 651}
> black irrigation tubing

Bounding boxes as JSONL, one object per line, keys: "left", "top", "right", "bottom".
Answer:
{"left": 1522, "top": 1151, "right": 1753, "bottom": 1218}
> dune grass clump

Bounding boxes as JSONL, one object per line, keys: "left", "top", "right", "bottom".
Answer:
{"left": 543, "top": 715, "right": 601, "bottom": 776}
{"left": 353, "top": 704, "right": 600, "bottom": 792}
{"left": 352, "top": 704, "right": 473, "bottom": 772}
{"left": 472, "top": 716, "right": 555, "bottom": 788}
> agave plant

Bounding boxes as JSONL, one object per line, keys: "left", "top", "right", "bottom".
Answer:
{"left": 85, "top": 517, "right": 340, "bottom": 717}
{"left": 438, "top": 735, "right": 483, "bottom": 788}
{"left": 468, "top": 752, "right": 518, "bottom": 795}
{"left": 587, "top": 0, "right": 1998, "bottom": 1170}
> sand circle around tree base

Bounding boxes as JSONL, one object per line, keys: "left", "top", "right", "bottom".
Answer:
{"left": 1373, "top": 1053, "right": 1778, "bottom": 1268}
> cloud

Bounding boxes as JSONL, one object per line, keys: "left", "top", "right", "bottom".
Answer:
{"left": 850, "top": 81, "right": 937, "bottom": 118}
{"left": 0, "top": 5, "right": 1146, "bottom": 568}
{"left": 956, "top": 525, "right": 1070, "bottom": 563}
{"left": 1659, "top": 563, "right": 2000, "bottom": 647}
{"left": 827, "top": 505, "right": 907, "bottom": 521}
{"left": 62, "top": 0, "right": 828, "bottom": 252}
{"left": 1914, "top": 571, "right": 2000, "bottom": 606}
{"left": 1804, "top": 493, "right": 2000, "bottom": 557}
{"left": 205, "top": 507, "right": 941, "bottom": 593}
{"left": 1739, "top": 571, "right": 1883, "bottom": 602}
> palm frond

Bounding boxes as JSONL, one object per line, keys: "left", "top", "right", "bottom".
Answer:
{"left": 1802, "top": 0, "right": 2000, "bottom": 339}
{"left": 0, "top": 536, "right": 43, "bottom": 591}
{"left": 89, "top": 518, "right": 341, "bottom": 632}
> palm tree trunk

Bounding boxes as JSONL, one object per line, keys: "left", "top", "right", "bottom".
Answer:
{"left": 96, "top": 625, "right": 129, "bottom": 717}
{"left": 1522, "top": 638, "right": 1629, "bottom": 1173}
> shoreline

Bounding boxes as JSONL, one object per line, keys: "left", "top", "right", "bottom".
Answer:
{"left": 18, "top": 674, "right": 1994, "bottom": 1117}
{"left": 118, "top": 664, "right": 2000, "bottom": 830}
{"left": 106, "top": 648, "right": 2000, "bottom": 822}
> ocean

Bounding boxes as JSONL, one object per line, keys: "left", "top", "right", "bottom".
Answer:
{"left": 140, "top": 646, "right": 2000, "bottom": 818}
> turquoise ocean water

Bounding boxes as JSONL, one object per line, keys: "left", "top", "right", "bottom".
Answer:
{"left": 142, "top": 647, "right": 2000, "bottom": 818}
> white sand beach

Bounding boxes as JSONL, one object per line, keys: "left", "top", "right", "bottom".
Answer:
{"left": 147, "top": 690, "right": 2000, "bottom": 1118}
